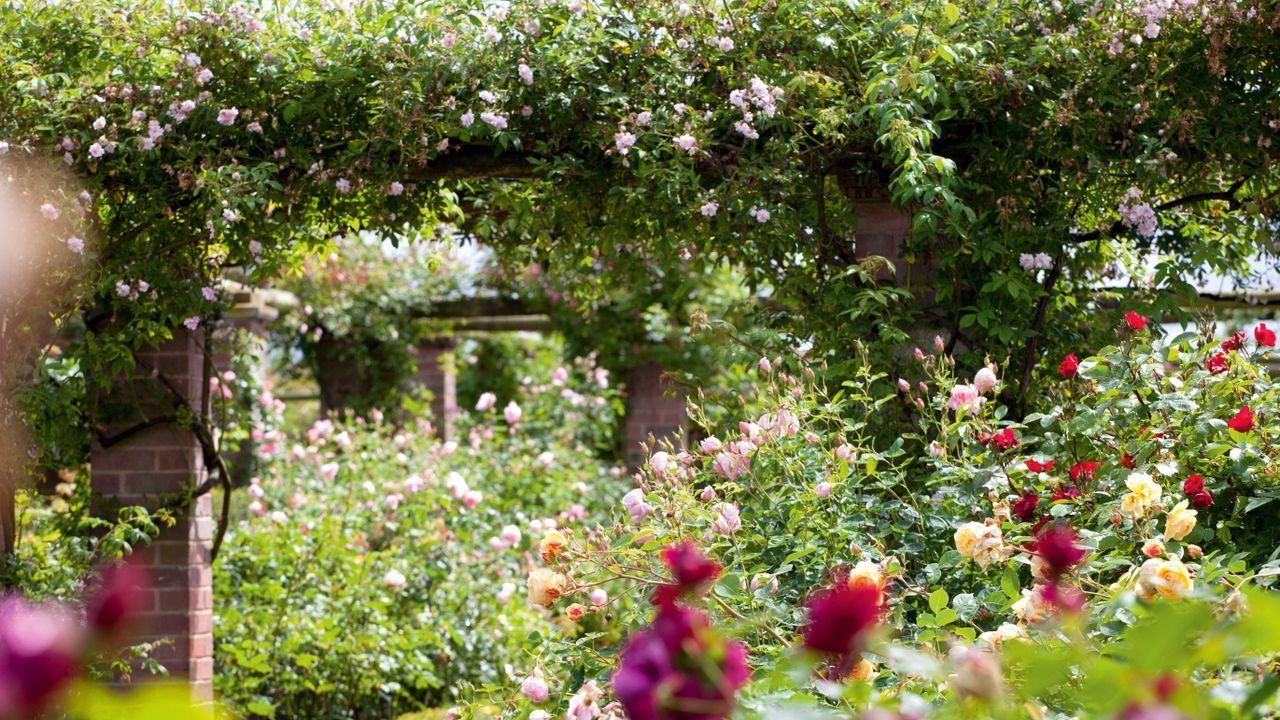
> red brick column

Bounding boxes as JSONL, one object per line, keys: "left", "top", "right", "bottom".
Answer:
{"left": 413, "top": 338, "right": 457, "bottom": 441}
{"left": 90, "top": 332, "right": 213, "bottom": 702}
{"left": 624, "top": 361, "right": 687, "bottom": 470}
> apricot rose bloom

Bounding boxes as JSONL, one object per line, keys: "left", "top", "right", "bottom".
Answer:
{"left": 848, "top": 658, "right": 876, "bottom": 682}
{"left": 1164, "top": 500, "right": 1197, "bottom": 541}
{"left": 527, "top": 568, "right": 569, "bottom": 607}
{"left": 846, "top": 561, "right": 887, "bottom": 604}
{"left": 954, "top": 521, "right": 1009, "bottom": 569}
{"left": 1135, "top": 557, "right": 1193, "bottom": 601}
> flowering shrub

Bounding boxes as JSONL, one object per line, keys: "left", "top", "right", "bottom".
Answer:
{"left": 213, "top": 355, "right": 624, "bottom": 718}
{"left": 450, "top": 321, "right": 1280, "bottom": 719}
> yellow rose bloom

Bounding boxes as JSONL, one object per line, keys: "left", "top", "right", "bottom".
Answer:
{"left": 539, "top": 529, "right": 568, "bottom": 563}
{"left": 527, "top": 568, "right": 569, "bottom": 606}
{"left": 1164, "top": 500, "right": 1197, "bottom": 541}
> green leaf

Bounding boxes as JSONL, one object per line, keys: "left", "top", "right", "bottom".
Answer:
{"left": 929, "top": 587, "right": 948, "bottom": 613}
{"left": 942, "top": 3, "right": 961, "bottom": 25}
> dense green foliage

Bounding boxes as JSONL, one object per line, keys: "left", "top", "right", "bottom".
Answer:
{"left": 2, "top": 0, "right": 1277, "bottom": 416}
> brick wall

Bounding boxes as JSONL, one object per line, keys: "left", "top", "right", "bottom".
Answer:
{"left": 624, "top": 361, "right": 687, "bottom": 469}
{"left": 90, "top": 332, "right": 213, "bottom": 701}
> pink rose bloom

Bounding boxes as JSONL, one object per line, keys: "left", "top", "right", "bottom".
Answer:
{"left": 758, "top": 356, "right": 771, "bottom": 373}
{"left": 813, "top": 482, "right": 832, "bottom": 498}
{"left": 649, "top": 451, "right": 672, "bottom": 476}
{"left": 521, "top": 675, "right": 549, "bottom": 702}
{"left": 712, "top": 451, "right": 750, "bottom": 480}
{"left": 699, "top": 437, "right": 722, "bottom": 454}
{"left": 712, "top": 503, "right": 741, "bottom": 535}
{"left": 804, "top": 432, "right": 820, "bottom": 444}
{"left": 699, "top": 485, "right": 717, "bottom": 502}
{"left": 217, "top": 108, "right": 239, "bottom": 126}
{"left": 589, "top": 588, "right": 608, "bottom": 606}
{"left": 248, "top": 500, "right": 265, "bottom": 517}
{"left": 973, "top": 367, "right": 999, "bottom": 394}
{"left": 500, "top": 525, "right": 522, "bottom": 546}
{"left": 463, "top": 490, "right": 483, "bottom": 508}
{"left": 504, "top": 401, "right": 522, "bottom": 424}
{"left": 319, "top": 462, "right": 339, "bottom": 481}
{"left": 947, "top": 383, "right": 982, "bottom": 414}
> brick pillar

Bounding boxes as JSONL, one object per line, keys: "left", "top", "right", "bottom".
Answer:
{"left": 413, "top": 338, "right": 457, "bottom": 441}
{"left": 90, "top": 332, "right": 213, "bottom": 701}
{"left": 624, "top": 361, "right": 687, "bottom": 470}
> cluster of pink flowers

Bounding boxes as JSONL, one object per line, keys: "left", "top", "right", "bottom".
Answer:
{"left": 1118, "top": 186, "right": 1158, "bottom": 237}
{"left": 1018, "top": 252, "right": 1053, "bottom": 271}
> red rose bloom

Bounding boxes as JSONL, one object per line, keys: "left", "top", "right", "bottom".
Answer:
{"left": 1255, "top": 323, "right": 1276, "bottom": 348}
{"left": 1059, "top": 354, "right": 1079, "bottom": 378}
{"left": 1221, "top": 331, "right": 1246, "bottom": 352}
{"left": 1012, "top": 492, "right": 1039, "bottom": 522}
{"left": 1052, "top": 483, "right": 1081, "bottom": 501}
{"left": 1025, "top": 458, "right": 1054, "bottom": 473}
{"left": 1120, "top": 452, "right": 1136, "bottom": 469}
{"left": 1182, "top": 474, "right": 1204, "bottom": 496}
{"left": 991, "top": 428, "right": 1019, "bottom": 450}
{"left": 1068, "top": 461, "right": 1100, "bottom": 484}
{"left": 1206, "top": 352, "right": 1229, "bottom": 374}
{"left": 1124, "top": 311, "right": 1149, "bottom": 331}
{"left": 1227, "top": 405, "right": 1255, "bottom": 433}
{"left": 1192, "top": 491, "right": 1213, "bottom": 508}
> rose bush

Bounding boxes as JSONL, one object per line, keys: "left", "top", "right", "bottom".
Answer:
{"left": 451, "top": 317, "right": 1280, "bottom": 719}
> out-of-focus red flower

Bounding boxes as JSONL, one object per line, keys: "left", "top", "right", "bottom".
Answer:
{"left": 0, "top": 596, "right": 81, "bottom": 719}
{"left": 1032, "top": 524, "right": 1086, "bottom": 579}
{"left": 1205, "top": 352, "right": 1229, "bottom": 374}
{"left": 1192, "top": 491, "right": 1213, "bottom": 509}
{"left": 614, "top": 602, "right": 750, "bottom": 720}
{"left": 654, "top": 542, "right": 721, "bottom": 606}
{"left": 86, "top": 560, "right": 150, "bottom": 641}
{"left": 1120, "top": 452, "right": 1136, "bottom": 469}
{"left": 802, "top": 583, "right": 881, "bottom": 661}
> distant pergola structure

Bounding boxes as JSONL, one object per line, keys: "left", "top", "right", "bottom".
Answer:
{"left": 313, "top": 294, "right": 688, "bottom": 469}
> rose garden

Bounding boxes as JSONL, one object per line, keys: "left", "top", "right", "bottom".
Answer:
{"left": 2, "top": 1, "right": 1280, "bottom": 719}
